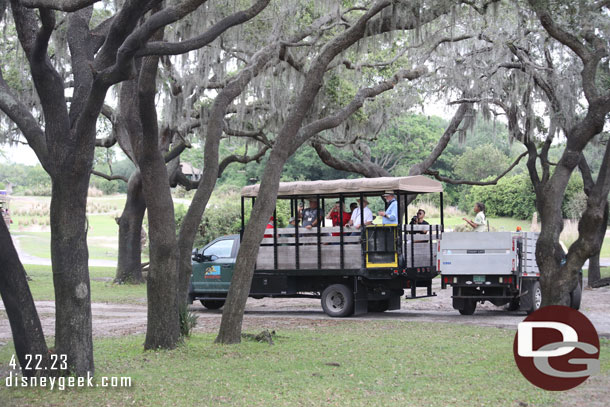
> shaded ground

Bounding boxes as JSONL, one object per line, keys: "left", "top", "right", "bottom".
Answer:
{"left": 1, "top": 278, "right": 607, "bottom": 341}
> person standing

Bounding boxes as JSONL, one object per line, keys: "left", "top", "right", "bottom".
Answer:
{"left": 378, "top": 191, "right": 398, "bottom": 225}
{"left": 463, "top": 202, "right": 487, "bottom": 232}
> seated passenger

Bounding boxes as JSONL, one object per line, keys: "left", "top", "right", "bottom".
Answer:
{"left": 326, "top": 201, "right": 351, "bottom": 236}
{"left": 346, "top": 198, "right": 373, "bottom": 234}
{"left": 409, "top": 209, "right": 429, "bottom": 233}
{"left": 301, "top": 199, "right": 322, "bottom": 230}
{"left": 463, "top": 202, "right": 487, "bottom": 232}
{"left": 263, "top": 216, "right": 275, "bottom": 239}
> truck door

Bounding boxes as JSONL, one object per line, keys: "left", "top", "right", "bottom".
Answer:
{"left": 192, "top": 237, "right": 237, "bottom": 293}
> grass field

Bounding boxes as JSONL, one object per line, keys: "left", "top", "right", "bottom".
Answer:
{"left": 25, "top": 265, "right": 146, "bottom": 304}
{"left": 585, "top": 267, "right": 610, "bottom": 280}
{"left": 9, "top": 195, "right": 147, "bottom": 261}
{"left": 3, "top": 323, "right": 604, "bottom": 407}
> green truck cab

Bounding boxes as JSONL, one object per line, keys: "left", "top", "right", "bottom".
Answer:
{"left": 190, "top": 235, "right": 239, "bottom": 309}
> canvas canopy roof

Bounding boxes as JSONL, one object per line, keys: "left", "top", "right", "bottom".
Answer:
{"left": 241, "top": 176, "right": 443, "bottom": 198}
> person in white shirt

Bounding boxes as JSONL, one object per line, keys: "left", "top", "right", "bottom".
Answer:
{"left": 347, "top": 198, "right": 373, "bottom": 232}
{"left": 463, "top": 202, "right": 487, "bottom": 232}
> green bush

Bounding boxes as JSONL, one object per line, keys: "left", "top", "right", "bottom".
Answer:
{"left": 464, "top": 173, "right": 585, "bottom": 220}
{"left": 175, "top": 193, "right": 293, "bottom": 249}
{"left": 562, "top": 175, "right": 585, "bottom": 218}
{"left": 466, "top": 173, "right": 536, "bottom": 220}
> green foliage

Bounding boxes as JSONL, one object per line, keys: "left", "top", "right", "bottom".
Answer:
{"left": 562, "top": 175, "right": 585, "bottom": 219}
{"left": 381, "top": 114, "right": 448, "bottom": 174}
{"left": 179, "top": 304, "right": 198, "bottom": 338}
{"left": 466, "top": 174, "right": 536, "bottom": 220}
{"left": 0, "top": 163, "right": 51, "bottom": 195}
{"left": 454, "top": 144, "right": 510, "bottom": 181}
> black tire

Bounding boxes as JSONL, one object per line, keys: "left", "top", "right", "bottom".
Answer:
{"left": 506, "top": 298, "right": 520, "bottom": 311}
{"left": 200, "top": 299, "right": 225, "bottom": 310}
{"left": 368, "top": 300, "right": 389, "bottom": 313}
{"left": 570, "top": 282, "right": 582, "bottom": 310}
{"left": 458, "top": 299, "right": 477, "bottom": 315}
{"left": 527, "top": 281, "right": 542, "bottom": 314}
{"left": 321, "top": 284, "right": 354, "bottom": 317}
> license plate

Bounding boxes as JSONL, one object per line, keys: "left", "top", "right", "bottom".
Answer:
{"left": 473, "top": 275, "right": 485, "bottom": 284}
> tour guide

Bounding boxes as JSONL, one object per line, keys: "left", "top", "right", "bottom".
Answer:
{"left": 378, "top": 191, "right": 398, "bottom": 224}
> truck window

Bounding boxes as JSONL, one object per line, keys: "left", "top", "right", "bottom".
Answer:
{"left": 203, "top": 239, "right": 234, "bottom": 258}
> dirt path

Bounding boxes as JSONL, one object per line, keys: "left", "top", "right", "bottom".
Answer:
{"left": 1, "top": 278, "right": 608, "bottom": 342}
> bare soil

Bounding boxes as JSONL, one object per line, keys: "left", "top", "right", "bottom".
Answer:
{"left": 1, "top": 278, "right": 607, "bottom": 340}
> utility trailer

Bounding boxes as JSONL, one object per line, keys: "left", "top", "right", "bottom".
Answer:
{"left": 189, "top": 176, "right": 446, "bottom": 317}
{"left": 438, "top": 232, "right": 582, "bottom": 315}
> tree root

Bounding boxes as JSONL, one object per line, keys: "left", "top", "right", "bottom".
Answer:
{"left": 241, "top": 330, "right": 276, "bottom": 345}
{"left": 590, "top": 277, "right": 610, "bottom": 288}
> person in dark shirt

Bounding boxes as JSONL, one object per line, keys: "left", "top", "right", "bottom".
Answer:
{"left": 409, "top": 209, "right": 429, "bottom": 235}
{"left": 301, "top": 199, "right": 322, "bottom": 229}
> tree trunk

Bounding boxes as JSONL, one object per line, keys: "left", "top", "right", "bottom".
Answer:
{"left": 115, "top": 170, "right": 146, "bottom": 284}
{"left": 137, "top": 49, "right": 181, "bottom": 350}
{"left": 0, "top": 219, "right": 50, "bottom": 376}
{"left": 50, "top": 176, "right": 94, "bottom": 375}
{"left": 587, "top": 253, "right": 601, "bottom": 287}
{"left": 535, "top": 182, "right": 574, "bottom": 307}
{"left": 215, "top": 152, "right": 286, "bottom": 344}
{"left": 176, "top": 43, "right": 280, "bottom": 307}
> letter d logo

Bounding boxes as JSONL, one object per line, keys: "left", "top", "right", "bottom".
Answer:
{"left": 517, "top": 322, "right": 577, "bottom": 357}
{"left": 513, "top": 305, "right": 600, "bottom": 391}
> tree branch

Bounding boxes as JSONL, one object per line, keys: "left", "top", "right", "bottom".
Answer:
{"left": 425, "top": 151, "right": 528, "bottom": 185}
{"left": 218, "top": 145, "right": 269, "bottom": 177}
{"left": 91, "top": 169, "right": 128, "bottom": 183}
{"left": 295, "top": 66, "right": 428, "bottom": 149}
{"left": 311, "top": 140, "right": 390, "bottom": 178}
{"left": 21, "top": 0, "right": 99, "bottom": 12}
{"left": 138, "top": 0, "right": 270, "bottom": 56}
{"left": 409, "top": 102, "right": 471, "bottom": 175}
{"left": 0, "top": 72, "right": 49, "bottom": 166}
{"left": 164, "top": 141, "right": 188, "bottom": 163}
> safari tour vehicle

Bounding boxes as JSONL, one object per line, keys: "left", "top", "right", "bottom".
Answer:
{"left": 189, "top": 176, "right": 445, "bottom": 317}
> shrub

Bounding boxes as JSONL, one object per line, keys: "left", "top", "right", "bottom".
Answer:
{"left": 179, "top": 304, "right": 198, "bottom": 338}
{"left": 466, "top": 173, "right": 536, "bottom": 220}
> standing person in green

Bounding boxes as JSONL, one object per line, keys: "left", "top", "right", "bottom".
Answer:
{"left": 463, "top": 202, "right": 487, "bottom": 232}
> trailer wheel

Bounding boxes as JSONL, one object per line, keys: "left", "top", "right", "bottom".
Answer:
{"left": 458, "top": 299, "right": 477, "bottom": 315}
{"left": 527, "top": 281, "right": 542, "bottom": 314}
{"left": 321, "top": 284, "right": 354, "bottom": 317}
{"left": 200, "top": 299, "right": 225, "bottom": 310}
{"left": 368, "top": 300, "right": 389, "bottom": 313}
{"left": 570, "top": 282, "right": 582, "bottom": 310}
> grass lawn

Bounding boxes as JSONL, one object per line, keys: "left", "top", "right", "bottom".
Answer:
{"left": 25, "top": 265, "right": 146, "bottom": 304}
{"left": 584, "top": 267, "right": 610, "bottom": 280}
{"left": 3, "top": 322, "right": 602, "bottom": 407}
{"left": 16, "top": 231, "right": 120, "bottom": 260}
